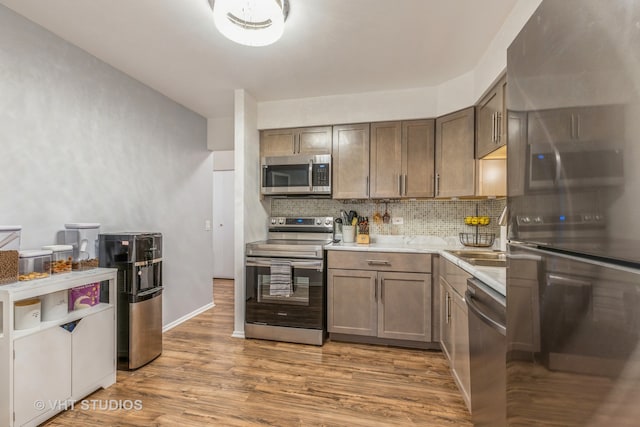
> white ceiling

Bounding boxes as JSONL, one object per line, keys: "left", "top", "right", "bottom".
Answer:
{"left": 0, "top": 0, "right": 518, "bottom": 119}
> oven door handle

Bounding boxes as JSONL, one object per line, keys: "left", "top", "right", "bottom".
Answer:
{"left": 246, "top": 257, "right": 324, "bottom": 271}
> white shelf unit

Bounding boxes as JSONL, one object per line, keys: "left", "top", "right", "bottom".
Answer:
{"left": 0, "top": 268, "right": 117, "bottom": 427}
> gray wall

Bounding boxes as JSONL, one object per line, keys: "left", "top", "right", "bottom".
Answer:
{"left": 0, "top": 6, "right": 214, "bottom": 326}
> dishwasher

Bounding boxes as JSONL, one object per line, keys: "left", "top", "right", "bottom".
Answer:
{"left": 465, "top": 278, "right": 506, "bottom": 427}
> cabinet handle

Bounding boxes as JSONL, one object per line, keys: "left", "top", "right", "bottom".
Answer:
{"left": 366, "top": 176, "right": 370, "bottom": 198}
{"left": 435, "top": 173, "right": 440, "bottom": 196}
{"left": 491, "top": 113, "right": 495, "bottom": 143}
{"left": 366, "top": 260, "right": 390, "bottom": 265}
{"left": 380, "top": 278, "right": 385, "bottom": 302}
{"left": 403, "top": 174, "right": 407, "bottom": 196}
{"left": 570, "top": 114, "right": 582, "bottom": 140}
{"left": 292, "top": 136, "right": 296, "bottom": 154}
{"left": 496, "top": 112, "right": 501, "bottom": 144}
{"left": 374, "top": 277, "right": 378, "bottom": 301}
{"left": 297, "top": 136, "right": 301, "bottom": 153}
{"left": 397, "top": 174, "right": 401, "bottom": 196}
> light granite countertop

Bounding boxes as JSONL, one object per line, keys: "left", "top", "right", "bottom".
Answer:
{"left": 325, "top": 235, "right": 506, "bottom": 296}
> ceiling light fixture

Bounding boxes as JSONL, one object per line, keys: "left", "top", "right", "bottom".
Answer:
{"left": 210, "top": 0, "right": 290, "bottom": 47}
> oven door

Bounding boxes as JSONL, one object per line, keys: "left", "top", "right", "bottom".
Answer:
{"left": 245, "top": 257, "right": 325, "bottom": 329}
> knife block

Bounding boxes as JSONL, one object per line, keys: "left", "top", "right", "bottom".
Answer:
{"left": 356, "top": 234, "right": 369, "bottom": 245}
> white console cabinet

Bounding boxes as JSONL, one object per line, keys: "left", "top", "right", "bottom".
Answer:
{"left": 0, "top": 268, "right": 117, "bottom": 427}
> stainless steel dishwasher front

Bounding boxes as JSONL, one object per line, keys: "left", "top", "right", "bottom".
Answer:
{"left": 465, "top": 278, "right": 506, "bottom": 427}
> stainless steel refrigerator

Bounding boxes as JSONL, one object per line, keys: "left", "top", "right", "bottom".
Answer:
{"left": 506, "top": 0, "right": 640, "bottom": 425}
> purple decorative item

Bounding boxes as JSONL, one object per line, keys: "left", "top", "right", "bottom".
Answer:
{"left": 68, "top": 282, "right": 100, "bottom": 311}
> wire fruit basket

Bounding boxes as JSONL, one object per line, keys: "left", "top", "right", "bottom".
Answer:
{"left": 459, "top": 232, "right": 495, "bottom": 247}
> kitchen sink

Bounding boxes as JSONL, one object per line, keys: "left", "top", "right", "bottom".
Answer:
{"left": 446, "top": 250, "right": 507, "bottom": 267}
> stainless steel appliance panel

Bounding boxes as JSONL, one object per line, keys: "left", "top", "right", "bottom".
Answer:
{"left": 128, "top": 292, "right": 163, "bottom": 370}
{"left": 466, "top": 278, "right": 506, "bottom": 427}
{"left": 506, "top": 0, "right": 640, "bottom": 264}
{"left": 506, "top": 243, "right": 640, "bottom": 426}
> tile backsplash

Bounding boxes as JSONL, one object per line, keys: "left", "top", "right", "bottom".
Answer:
{"left": 271, "top": 198, "right": 506, "bottom": 238}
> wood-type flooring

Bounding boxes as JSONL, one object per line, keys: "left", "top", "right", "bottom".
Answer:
{"left": 44, "top": 279, "right": 471, "bottom": 426}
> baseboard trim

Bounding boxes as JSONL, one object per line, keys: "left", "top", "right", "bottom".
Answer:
{"left": 231, "top": 330, "right": 245, "bottom": 339}
{"left": 162, "top": 302, "right": 215, "bottom": 333}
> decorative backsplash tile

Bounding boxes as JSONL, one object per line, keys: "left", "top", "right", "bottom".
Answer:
{"left": 271, "top": 198, "right": 506, "bottom": 238}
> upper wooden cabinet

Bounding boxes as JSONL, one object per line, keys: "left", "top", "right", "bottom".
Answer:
{"left": 527, "top": 105, "right": 624, "bottom": 144}
{"left": 260, "top": 126, "right": 332, "bottom": 157}
{"left": 476, "top": 75, "right": 507, "bottom": 159}
{"left": 370, "top": 122, "right": 402, "bottom": 198}
{"left": 332, "top": 123, "right": 370, "bottom": 199}
{"left": 369, "top": 119, "right": 435, "bottom": 199}
{"left": 403, "top": 120, "right": 436, "bottom": 198}
{"left": 435, "top": 107, "right": 476, "bottom": 198}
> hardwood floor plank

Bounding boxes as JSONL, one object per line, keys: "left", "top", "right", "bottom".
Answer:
{"left": 43, "top": 278, "right": 471, "bottom": 426}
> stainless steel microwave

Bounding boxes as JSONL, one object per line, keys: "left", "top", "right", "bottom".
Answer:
{"left": 261, "top": 154, "right": 331, "bottom": 196}
{"left": 528, "top": 141, "right": 624, "bottom": 190}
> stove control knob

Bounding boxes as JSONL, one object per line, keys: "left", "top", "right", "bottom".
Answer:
{"left": 278, "top": 218, "right": 285, "bottom": 225}
{"left": 270, "top": 218, "right": 277, "bottom": 225}
{"left": 325, "top": 218, "right": 332, "bottom": 225}
{"left": 315, "top": 218, "right": 322, "bottom": 225}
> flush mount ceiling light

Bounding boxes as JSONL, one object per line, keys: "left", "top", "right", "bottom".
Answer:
{"left": 209, "top": 0, "right": 290, "bottom": 47}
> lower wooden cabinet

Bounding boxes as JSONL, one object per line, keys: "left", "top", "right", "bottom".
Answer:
{"left": 439, "top": 257, "right": 472, "bottom": 412}
{"left": 327, "top": 251, "right": 433, "bottom": 344}
{"left": 378, "top": 272, "right": 431, "bottom": 341}
{"left": 327, "top": 269, "right": 377, "bottom": 336}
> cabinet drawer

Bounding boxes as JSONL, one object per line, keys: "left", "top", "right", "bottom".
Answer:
{"left": 328, "top": 251, "right": 431, "bottom": 273}
{"left": 440, "top": 257, "right": 472, "bottom": 296}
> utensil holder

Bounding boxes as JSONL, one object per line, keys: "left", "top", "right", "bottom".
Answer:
{"left": 342, "top": 225, "right": 356, "bottom": 243}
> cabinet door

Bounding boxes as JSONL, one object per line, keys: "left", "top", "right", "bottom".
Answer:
{"left": 297, "top": 126, "right": 332, "bottom": 154}
{"left": 402, "top": 119, "right": 435, "bottom": 198}
{"left": 72, "top": 307, "right": 115, "bottom": 397}
{"left": 332, "top": 124, "right": 370, "bottom": 199}
{"left": 439, "top": 280, "right": 453, "bottom": 361}
{"left": 435, "top": 107, "right": 475, "bottom": 198}
{"left": 507, "top": 110, "right": 528, "bottom": 197}
{"left": 377, "top": 272, "right": 431, "bottom": 341}
{"left": 527, "top": 105, "right": 623, "bottom": 144}
{"left": 14, "top": 327, "right": 72, "bottom": 426}
{"left": 370, "top": 121, "right": 402, "bottom": 198}
{"left": 260, "top": 128, "right": 296, "bottom": 157}
{"left": 327, "top": 269, "right": 377, "bottom": 336}
{"left": 451, "top": 291, "right": 471, "bottom": 411}
{"left": 527, "top": 109, "right": 573, "bottom": 144}
{"left": 476, "top": 76, "right": 506, "bottom": 158}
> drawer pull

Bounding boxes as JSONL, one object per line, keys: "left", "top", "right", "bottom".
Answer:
{"left": 366, "top": 260, "right": 390, "bottom": 265}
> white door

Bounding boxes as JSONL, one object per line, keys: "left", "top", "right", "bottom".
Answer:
{"left": 213, "top": 170, "right": 235, "bottom": 278}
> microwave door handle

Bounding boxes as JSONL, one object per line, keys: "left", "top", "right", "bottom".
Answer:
{"left": 309, "top": 159, "right": 313, "bottom": 191}
{"left": 554, "top": 150, "right": 562, "bottom": 185}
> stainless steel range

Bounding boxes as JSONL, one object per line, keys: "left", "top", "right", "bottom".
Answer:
{"left": 245, "top": 216, "right": 333, "bottom": 345}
